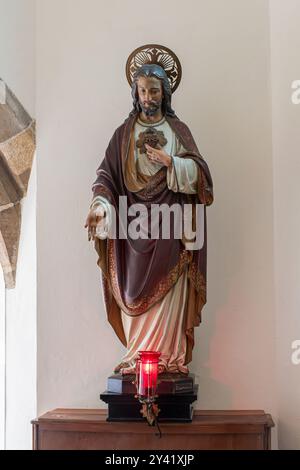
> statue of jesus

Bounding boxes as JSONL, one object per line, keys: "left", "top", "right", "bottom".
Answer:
{"left": 85, "top": 46, "right": 213, "bottom": 376}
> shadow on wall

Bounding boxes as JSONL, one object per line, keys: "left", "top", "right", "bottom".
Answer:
{"left": 0, "top": 79, "right": 35, "bottom": 289}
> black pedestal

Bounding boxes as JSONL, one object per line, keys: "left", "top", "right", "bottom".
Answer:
{"left": 100, "top": 373, "right": 198, "bottom": 422}
{"left": 107, "top": 373, "right": 195, "bottom": 395}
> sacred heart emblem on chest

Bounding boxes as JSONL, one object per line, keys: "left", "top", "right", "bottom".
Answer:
{"left": 136, "top": 127, "right": 168, "bottom": 155}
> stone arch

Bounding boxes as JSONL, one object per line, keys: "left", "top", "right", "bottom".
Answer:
{"left": 0, "top": 79, "right": 35, "bottom": 288}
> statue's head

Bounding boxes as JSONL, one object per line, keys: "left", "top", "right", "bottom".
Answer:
{"left": 131, "top": 64, "right": 175, "bottom": 117}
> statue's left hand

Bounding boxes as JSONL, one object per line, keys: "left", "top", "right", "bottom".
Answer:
{"left": 145, "top": 143, "right": 172, "bottom": 167}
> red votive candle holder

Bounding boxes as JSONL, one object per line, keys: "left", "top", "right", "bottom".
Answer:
{"left": 136, "top": 351, "right": 161, "bottom": 401}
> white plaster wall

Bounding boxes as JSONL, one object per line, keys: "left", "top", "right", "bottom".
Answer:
{"left": 0, "top": 0, "right": 35, "bottom": 117}
{"left": 269, "top": 0, "right": 300, "bottom": 450}
{"left": 0, "top": 271, "right": 5, "bottom": 449}
{"left": 0, "top": 0, "right": 36, "bottom": 450}
{"left": 37, "top": 0, "right": 277, "bottom": 446}
{"left": 5, "top": 161, "right": 36, "bottom": 450}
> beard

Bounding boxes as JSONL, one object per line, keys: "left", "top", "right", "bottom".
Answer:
{"left": 139, "top": 99, "right": 163, "bottom": 117}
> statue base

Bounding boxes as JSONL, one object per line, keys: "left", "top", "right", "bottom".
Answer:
{"left": 100, "top": 373, "right": 198, "bottom": 422}
{"left": 107, "top": 372, "right": 195, "bottom": 394}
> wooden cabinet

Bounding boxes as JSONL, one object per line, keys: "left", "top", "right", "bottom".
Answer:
{"left": 32, "top": 409, "right": 274, "bottom": 450}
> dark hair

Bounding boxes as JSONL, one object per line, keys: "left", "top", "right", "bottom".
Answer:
{"left": 130, "top": 64, "right": 175, "bottom": 116}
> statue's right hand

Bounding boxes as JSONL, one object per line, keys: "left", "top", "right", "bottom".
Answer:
{"left": 84, "top": 205, "right": 105, "bottom": 241}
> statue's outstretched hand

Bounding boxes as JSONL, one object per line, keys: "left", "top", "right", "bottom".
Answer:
{"left": 84, "top": 205, "right": 105, "bottom": 241}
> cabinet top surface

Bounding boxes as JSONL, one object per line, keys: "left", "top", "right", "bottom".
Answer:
{"left": 32, "top": 408, "right": 274, "bottom": 428}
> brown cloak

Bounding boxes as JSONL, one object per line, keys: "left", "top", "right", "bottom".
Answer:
{"left": 92, "top": 112, "right": 213, "bottom": 364}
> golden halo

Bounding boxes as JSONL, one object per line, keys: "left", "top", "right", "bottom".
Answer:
{"left": 126, "top": 44, "right": 182, "bottom": 93}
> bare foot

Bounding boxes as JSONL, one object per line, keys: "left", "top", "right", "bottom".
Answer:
{"left": 120, "top": 366, "right": 136, "bottom": 375}
{"left": 177, "top": 365, "right": 189, "bottom": 375}
{"left": 114, "top": 362, "right": 130, "bottom": 374}
{"left": 158, "top": 364, "right": 167, "bottom": 374}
